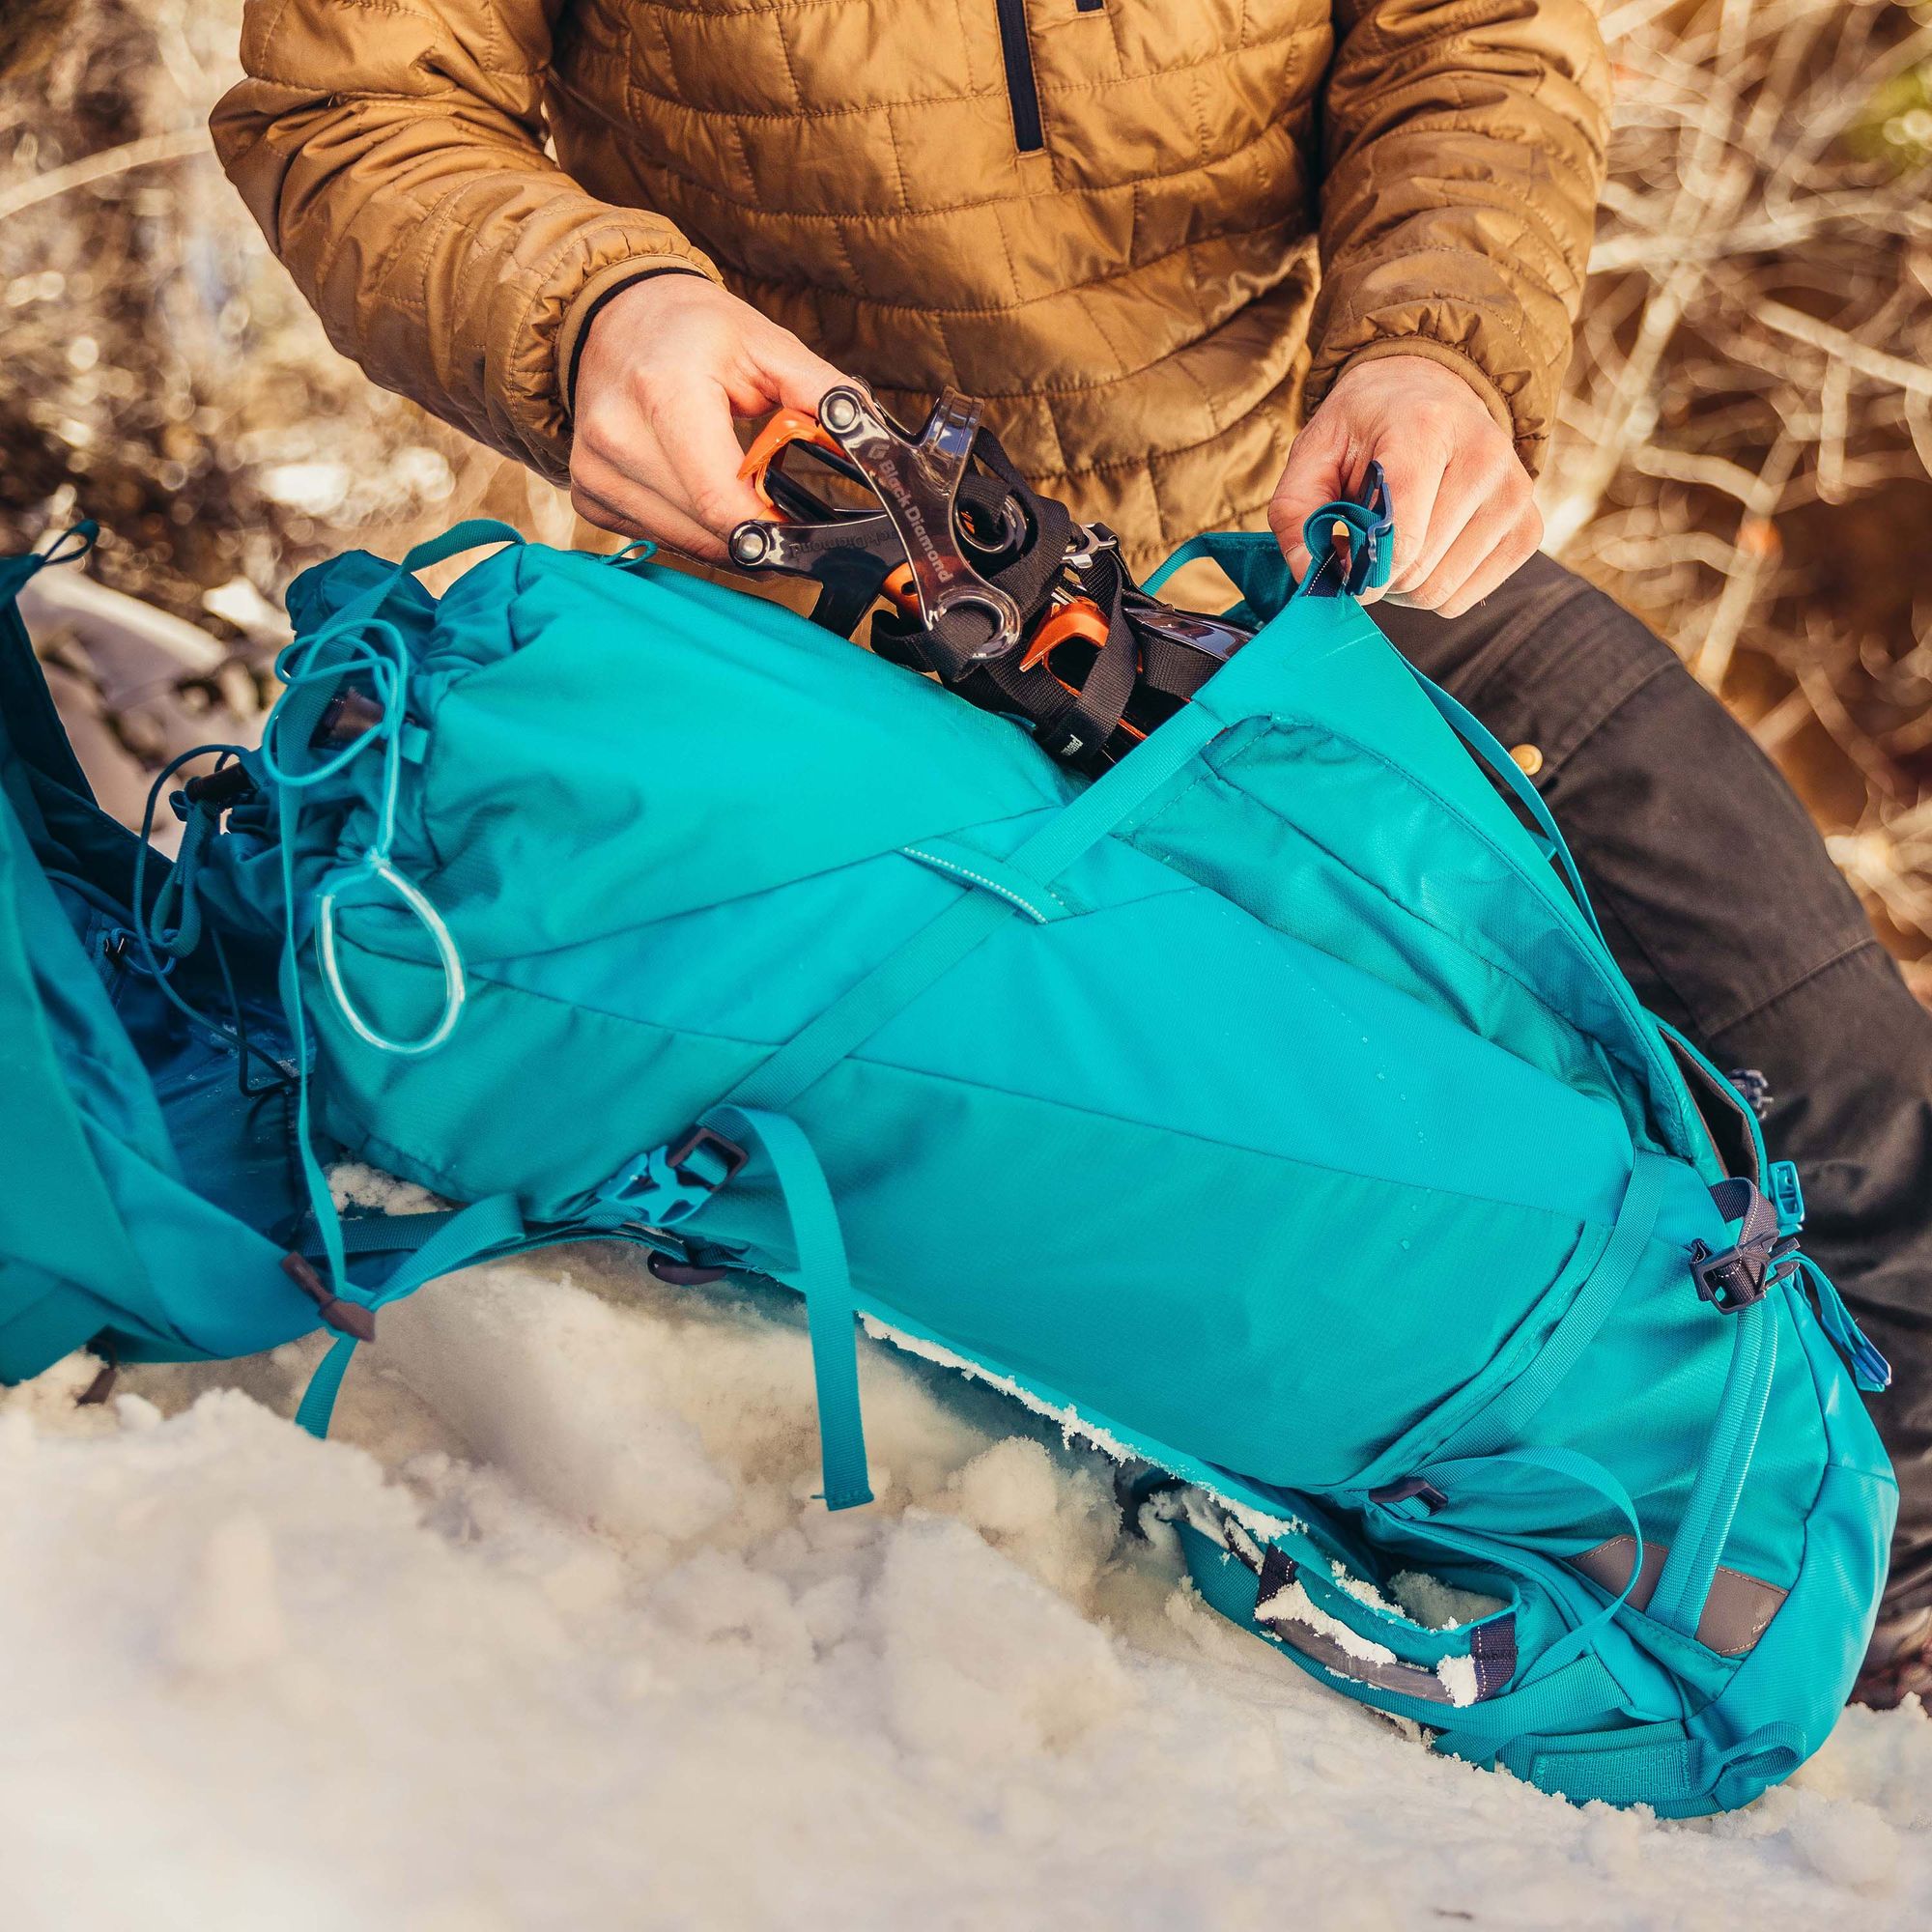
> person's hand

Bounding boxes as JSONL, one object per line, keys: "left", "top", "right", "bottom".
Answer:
{"left": 1268, "top": 355, "right": 1542, "bottom": 616}
{"left": 570, "top": 274, "right": 849, "bottom": 561}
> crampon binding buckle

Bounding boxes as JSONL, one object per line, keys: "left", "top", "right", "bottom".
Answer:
{"left": 726, "top": 384, "right": 1261, "bottom": 773}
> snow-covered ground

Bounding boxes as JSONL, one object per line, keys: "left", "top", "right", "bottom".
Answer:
{"left": 5, "top": 1191, "right": 1929, "bottom": 1932}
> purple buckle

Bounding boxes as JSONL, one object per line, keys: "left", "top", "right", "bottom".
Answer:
{"left": 665, "top": 1125, "right": 748, "bottom": 1188}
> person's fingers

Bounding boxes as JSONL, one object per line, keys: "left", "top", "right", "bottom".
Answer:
{"left": 1381, "top": 479, "right": 1486, "bottom": 610}
{"left": 1362, "top": 438, "right": 1448, "bottom": 605}
{"left": 576, "top": 366, "right": 762, "bottom": 554}
{"left": 1435, "top": 498, "right": 1544, "bottom": 619}
{"left": 645, "top": 377, "right": 770, "bottom": 540}
{"left": 571, "top": 468, "right": 730, "bottom": 562}
{"left": 742, "top": 323, "right": 847, "bottom": 418}
{"left": 1267, "top": 413, "right": 1351, "bottom": 582}
{"left": 1396, "top": 496, "right": 1507, "bottom": 612}
{"left": 1396, "top": 462, "right": 1536, "bottom": 613}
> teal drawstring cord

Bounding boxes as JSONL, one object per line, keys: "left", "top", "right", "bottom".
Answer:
{"left": 257, "top": 603, "right": 470, "bottom": 1355}
{"left": 257, "top": 614, "right": 467, "bottom": 1059}
{"left": 128, "top": 746, "right": 275, "bottom": 1076}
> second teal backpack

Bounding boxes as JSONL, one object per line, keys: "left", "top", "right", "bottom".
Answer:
{"left": 7, "top": 498, "right": 1897, "bottom": 1816}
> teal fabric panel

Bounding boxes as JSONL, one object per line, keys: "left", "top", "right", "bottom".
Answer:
{"left": 407, "top": 547, "right": 1075, "bottom": 954}
{"left": 446, "top": 847, "right": 1636, "bottom": 1224}
{"left": 0, "top": 1261, "right": 112, "bottom": 1385}
{"left": 0, "top": 541, "right": 326, "bottom": 1381}
{"left": 0, "top": 792, "right": 163, "bottom": 1325}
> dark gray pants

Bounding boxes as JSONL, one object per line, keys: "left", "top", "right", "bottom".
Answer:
{"left": 1377, "top": 556, "right": 1932, "bottom": 1617}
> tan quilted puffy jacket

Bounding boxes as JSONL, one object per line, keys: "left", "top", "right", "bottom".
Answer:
{"left": 212, "top": 0, "right": 1609, "bottom": 572}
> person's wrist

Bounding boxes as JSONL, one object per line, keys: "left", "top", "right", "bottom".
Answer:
{"left": 1325, "top": 344, "right": 1513, "bottom": 440}
{"left": 569, "top": 267, "right": 711, "bottom": 412}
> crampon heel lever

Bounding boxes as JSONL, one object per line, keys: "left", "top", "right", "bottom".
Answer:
{"left": 729, "top": 385, "right": 1025, "bottom": 672}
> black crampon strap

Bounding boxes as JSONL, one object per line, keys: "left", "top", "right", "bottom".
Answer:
{"left": 869, "top": 433, "right": 1231, "bottom": 772}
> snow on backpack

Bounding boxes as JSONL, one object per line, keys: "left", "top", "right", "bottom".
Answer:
{"left": 0, "top": 505, "right": 1897, "bottom": 1817}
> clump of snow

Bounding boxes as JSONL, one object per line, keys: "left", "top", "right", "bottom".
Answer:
{"left": 1788, "top": 1796, "right": 1902, "bottom": 1892}
{"left": 1329, "top": 1558, "right": 1405, "bottom": 1617}
{"left": 1392, "top": 1568, "right": 1509, "bottom": 1631}
{"left": 876, "top": 1516, "right": 1130, "bottom": 1761}
{"left": 3, "top": 1248, "right": 1929, "bottom": 1929}
{"left": 1434, "top": 1651, "right": 1481, "bottom": 1710}
{"left": 165, "top": 1512, "right": 288, "bottom": 1677}
{"left": 1260, "top": 1566, "right": 1483, "bottom": 1709}
{"left": 328, "top": 1158, "right": 447, "bottom": 1217}
{"left": 1255, "top": 1577, "right": 1401, "bottom": 1669}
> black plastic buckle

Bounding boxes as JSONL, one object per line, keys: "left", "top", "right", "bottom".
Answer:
{"left": 181, "top": 762, "right": 257, "bottom": 810}
{"left": 1345, "top": 459, "right": 1395, "bottom": 596}
{"left": 664, "top": 1125, "right": 749, "bottom": 1189}
{"left": 1690, "top": 1239, "right": 1775, "bottom": 1312}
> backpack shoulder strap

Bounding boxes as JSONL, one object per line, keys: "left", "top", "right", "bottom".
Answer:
{"left": 0, "top": 526, "right": 99, "bottom": 808}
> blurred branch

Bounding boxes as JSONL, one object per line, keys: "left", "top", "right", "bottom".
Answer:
{"left": 1545, "top": 0, "right": 1931, "bottom": 980}
{"left": 1753, "top": 298, "right": 1932, "bottom": 400}
{"left": 0, "top": 126, "right": 210, "bottom": 223}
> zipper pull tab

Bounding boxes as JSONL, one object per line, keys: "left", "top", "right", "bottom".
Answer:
{"left": 1800, "top": 1255, "right": 1891, "bottom": 1393}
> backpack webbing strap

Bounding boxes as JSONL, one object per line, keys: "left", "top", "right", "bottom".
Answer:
{"left": 1383, "top": 1443, "right": 1648, "bottom": 1684}
{"left": 293, "top": 1191, "right": 526, "bottom": 1436}
{"left": 1645, "top": 1299, "right": 1776, "bottom": 1639}
{"left": 598, "top": 1106, "right": 872, "bottom": 1511}
{"left": 295, "top": 1333, "right": 358, "bottom": 1437}
{"left": 703, "top": 1105, "right": 872, "bottom": 1511}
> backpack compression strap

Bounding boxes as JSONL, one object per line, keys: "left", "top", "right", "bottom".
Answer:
{"left": 587, "top": 1106, "right": 872, "bottom": 1511}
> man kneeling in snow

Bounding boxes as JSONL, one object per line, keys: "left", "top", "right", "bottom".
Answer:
{"left": 212, "top": 0, "right": 1932, "bottom": 1694}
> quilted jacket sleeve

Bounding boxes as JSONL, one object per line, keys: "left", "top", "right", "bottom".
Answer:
{"left": 209, "top": 0, "right": 720, "bottom": 481}
{"left": 1305, "top": 0, "right": 1612, "bottom": 473}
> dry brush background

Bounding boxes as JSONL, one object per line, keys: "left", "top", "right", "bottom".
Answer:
{"left": 0, "top": 0, "right": 1927, "bottom": 997}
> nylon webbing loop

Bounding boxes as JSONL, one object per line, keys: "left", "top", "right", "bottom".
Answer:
{"left": 1526, "top": 1719, "right": 1805, "bottom": 1807}
{"left": 696, "top": 1106, "right": 872, "bottom": 1511}
{"left": 292, "top": 1191, "right": 526, "bottom": 1437}
{"left": 1397, "top": 1444, "right": 1647, "bottom": 1682}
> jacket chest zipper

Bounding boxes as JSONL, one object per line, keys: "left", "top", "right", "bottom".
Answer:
{"left": 993, "top": 0, "right": 1046, "bottom": 152}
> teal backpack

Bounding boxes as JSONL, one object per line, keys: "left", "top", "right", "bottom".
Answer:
{"left": 1, "top": 503, "right": 1896, "bottom": 1816}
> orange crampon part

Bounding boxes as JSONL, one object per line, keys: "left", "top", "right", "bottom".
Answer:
{"left": 737, "top": 409, "right": 847, "bottom": 515}
{"left": 1021, "top": 597, "right": 1147, "bottom": 745}
{"left": 1020, "top": 596, "right": 1109, "bottom": 672}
